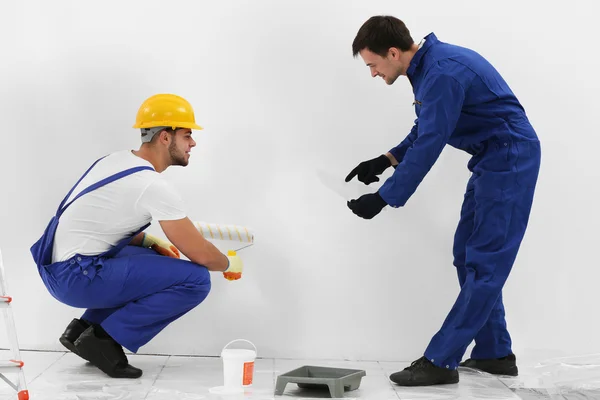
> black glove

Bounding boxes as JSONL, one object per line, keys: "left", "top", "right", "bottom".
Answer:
{"left": 345, "top": 154, "right": 392, "bottom": 185}
{"left": 347, "top": 192, "right": 387, "bottom": 219}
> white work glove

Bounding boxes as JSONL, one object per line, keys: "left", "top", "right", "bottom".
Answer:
{"left": 142, "top": 233, "right": 181, "bottom": 259}
{"left": 223, "top": 250, "right": 243, "bottom": 281}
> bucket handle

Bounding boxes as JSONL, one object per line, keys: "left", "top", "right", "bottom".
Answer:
{"left": 222, "top": 339, "right": 257, "bottom": 356}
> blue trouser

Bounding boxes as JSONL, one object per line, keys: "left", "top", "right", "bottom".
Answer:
{"left": 39, "top": 245, "right": 211, "bottom": 353}
{"left": 424, "top": 138, "right": 541, "bottom": 369}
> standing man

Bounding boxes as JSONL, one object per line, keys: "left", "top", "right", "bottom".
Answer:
{"left": 31, "top": 94, "right": 243, "bottom": 379}
{"left": 346, "top": 16, "right": 540, "bottom": 386}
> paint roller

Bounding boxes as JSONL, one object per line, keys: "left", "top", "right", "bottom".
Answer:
{"left": 193, "top": 221, "right": 254, "bottom": 251}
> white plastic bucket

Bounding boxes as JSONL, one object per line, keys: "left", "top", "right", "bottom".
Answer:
{"left": 209, "top": 339, "right": 257, "bottom": 395}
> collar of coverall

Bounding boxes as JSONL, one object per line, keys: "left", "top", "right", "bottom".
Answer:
{"left": 406, "top": 32, "right": 438, "bottom": 78}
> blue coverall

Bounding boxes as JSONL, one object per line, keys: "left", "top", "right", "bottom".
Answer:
{"left": 31, "top": 158, "right": 212, "bottom": 353}
{"left": 378, "top": 33, "right": 541, "bottom": 369}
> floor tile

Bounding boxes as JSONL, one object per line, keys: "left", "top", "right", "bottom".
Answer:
{"left": 0, "top": 351, "right": 596, "bottom": 399}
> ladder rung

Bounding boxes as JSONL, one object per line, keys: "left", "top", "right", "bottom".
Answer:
{"left": 0, "top": 296, "right": 12, "bottom": 303}
{"left": 0, "top": 360, "right": 23, "bottom": 370}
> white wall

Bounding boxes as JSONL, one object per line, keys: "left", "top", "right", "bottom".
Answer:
{"left": 1, "top": 0, "right": 598, "bottom": 361}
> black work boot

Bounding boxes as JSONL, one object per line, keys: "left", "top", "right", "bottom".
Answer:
{"left": 74, "top": 326, "right": 143, "bottom": 379}
{"left": 59, "top": 318, "right": 90, "bottom": 360}
{"left": 390, "top": 356, "right": 459, "bottom": 386}
{"left": 459, "top": 353, "right": 518, "bottom": 376}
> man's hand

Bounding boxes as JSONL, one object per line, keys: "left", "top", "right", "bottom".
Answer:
{"left": 347, "top": 192, "right": 387, "bottom": 219}
{"left": 142, "top": 233, "right": 181, "bottom": 258}
{"left": 345, "top": 154, "right": 392, "bottom": 185}
{"left": 223, "top": 250, "right": 244, "bottom": 281}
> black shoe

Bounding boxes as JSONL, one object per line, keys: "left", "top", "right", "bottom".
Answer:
{"left": 459, "top": 353, "right": 518, "bottom": 376}
{"left": 390, "top": 356, "right": 459, "bottom": 386}
{"left": 74, "top": 326, "right": 143, "bottom": 379}
{"left": 59, "top": 318, "right": 90, "bottom": 360}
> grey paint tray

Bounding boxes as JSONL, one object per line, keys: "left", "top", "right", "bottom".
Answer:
{"left": 275, "top": 365, "right": 366, "bottom": 398}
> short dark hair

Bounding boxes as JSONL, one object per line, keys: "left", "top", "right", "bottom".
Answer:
{"left": 352, "top": 16, "right": 414, "bottom": 57}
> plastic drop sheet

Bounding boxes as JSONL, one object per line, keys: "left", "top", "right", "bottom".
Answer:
{"left": 501, "top": 353, "right": 600, "bottom": 400}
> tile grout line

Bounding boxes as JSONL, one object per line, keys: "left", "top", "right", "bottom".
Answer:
{"left": 271, "top": 358, "right": 276, "bottom": 396}
{"left": 143, "top": 354, "right": 171, "bottom": 400}
{"left": 377, "top": 361, "right": 403, "bottom": 400}
{"left": 25, "top": 351, "right": 69, "bottom": 387}
{"left": 495, "top": 373, "right": 522, "bottom": 399}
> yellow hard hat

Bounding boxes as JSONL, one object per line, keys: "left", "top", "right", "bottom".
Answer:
{"left": 133, "top": 94, "right": 203, "bottom": 130}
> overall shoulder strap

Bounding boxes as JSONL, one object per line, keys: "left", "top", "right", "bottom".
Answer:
{"left": 57, "top": 166, "right": 154, "bottom": 217}
{"left": 56, "top": 156, "right": 107, "bottom": 213}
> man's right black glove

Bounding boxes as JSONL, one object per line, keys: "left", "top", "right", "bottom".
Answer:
{"left": 345, "top": 154, "right": 392, "bottom": 185}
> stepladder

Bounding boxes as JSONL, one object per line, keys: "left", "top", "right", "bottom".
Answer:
{"left": 0, "top": 249, "right": 28, "bottom": 400}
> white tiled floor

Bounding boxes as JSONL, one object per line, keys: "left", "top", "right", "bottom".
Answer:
{"left": 0, "top": 351, "right": 597, "bottom": 399}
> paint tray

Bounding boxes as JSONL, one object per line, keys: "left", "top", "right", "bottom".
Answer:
{"left": 275, "top": 365, "right": 366, "bottom": 398}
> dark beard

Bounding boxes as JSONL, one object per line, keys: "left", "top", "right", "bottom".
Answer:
{"left": 168, "top": 141, "right": 187, "bottom": 166}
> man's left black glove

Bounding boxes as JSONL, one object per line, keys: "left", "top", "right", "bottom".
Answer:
{"left": 347, "top": 192, "right": 387, "bottom": 219}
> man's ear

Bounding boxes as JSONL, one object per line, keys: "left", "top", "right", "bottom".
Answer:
{"left": 388, "top": 47, "right": 402, "bottom": 60}
{"left": 158, "top": 129, "right": 171, "bottom": 144}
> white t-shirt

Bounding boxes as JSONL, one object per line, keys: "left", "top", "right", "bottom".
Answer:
{"left": 51, "top": 150, "right": 187, "bottom": 262}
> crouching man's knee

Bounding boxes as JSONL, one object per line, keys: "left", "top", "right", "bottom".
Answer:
{"left": 190, "top": 269, "right": 211, "bottom": 305}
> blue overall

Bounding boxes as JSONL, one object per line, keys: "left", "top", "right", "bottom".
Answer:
{"left": 31, "top": 157, "right": 211, "bottom": 353}
{"left": 378, "top": 33, "right": 541, "bottom": 369}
